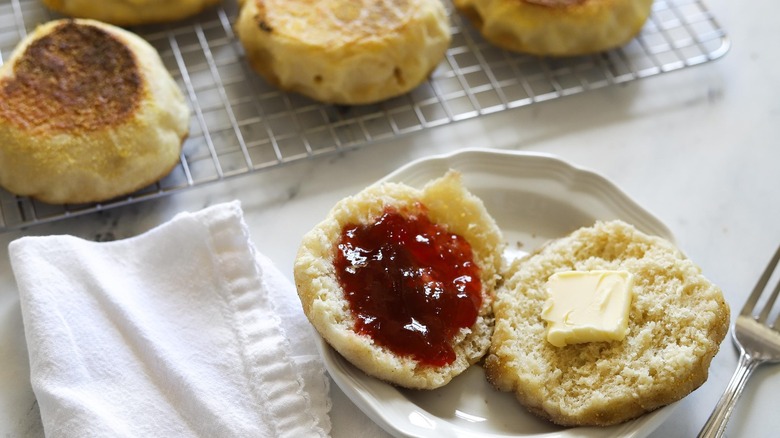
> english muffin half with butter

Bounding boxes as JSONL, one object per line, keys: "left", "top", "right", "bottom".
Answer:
{"left": 453, "top": 0, "right": 654, "bottom": 56}
{"left": 486, "top": 220, "right": 729, "bottom": 426}
{"left": 235, "top": 0, "right": 452, "bottom": 105}
{"left": 0, "top": 19, "right": 189, "bottom": 205}
{"left": 294, "top": 171, "right": 503, "bottom": 389}
{"left": 40, "top": 0, "right": 222, "bottom": 26}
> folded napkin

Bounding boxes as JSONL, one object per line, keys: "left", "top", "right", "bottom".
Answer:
{"left": 9, "top": 201, "right": 331, "bottom": 437}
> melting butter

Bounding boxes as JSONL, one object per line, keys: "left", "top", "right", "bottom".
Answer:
{"left": 541, "top": 270, "right": 633, "bottom": 348}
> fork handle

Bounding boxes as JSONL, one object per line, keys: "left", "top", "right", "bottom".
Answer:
{"left": 697, "top": 352, "right": 763, "bottom": 438}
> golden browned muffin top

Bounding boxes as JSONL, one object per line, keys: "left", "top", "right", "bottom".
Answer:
{"left": 523, "top": 0, "right": 587, "bottom": 6}
{"left": 0, "top": 20, "right": 142, "bottom": 133}
{"left": 252, "top": 0, "right": 413, "bottom": 46}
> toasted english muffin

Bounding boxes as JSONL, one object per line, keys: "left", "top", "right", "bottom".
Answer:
{"left": 0, "top": 19, "right": 189, "bottom": 204}
{"left": 235, "top": 0, "right": 452, "bottom": 105}
{"left": 454, "top": 0, "right": 653, "bottom": 56}
{"left": 40, "top": 0, "right": 222, "bottom": 26}
{"left": 485, "top": 220, "right": 729, "bottom": 426}
{"left": 294, "top": 171, "right": 504, "bottom": 389}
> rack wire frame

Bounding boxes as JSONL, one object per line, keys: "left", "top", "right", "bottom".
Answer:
{"left": 0, "top": 0, "right": 729, "bottom": 231}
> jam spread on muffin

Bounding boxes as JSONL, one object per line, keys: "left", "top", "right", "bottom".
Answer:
{"left": 335, "top": 205, "right": 481, "bottom": 366}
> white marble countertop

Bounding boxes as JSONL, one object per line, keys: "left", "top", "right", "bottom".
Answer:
{"left": 2, "top": 0, "right": 779, "bottom": 436}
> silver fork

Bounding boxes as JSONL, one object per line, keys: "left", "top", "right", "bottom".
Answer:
{"left": 698, "top": 245, "right": 780, "bottom": 438}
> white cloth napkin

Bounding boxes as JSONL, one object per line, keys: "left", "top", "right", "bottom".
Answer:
{"left": 9, "top": 201, "right": 331, "bottom": 437}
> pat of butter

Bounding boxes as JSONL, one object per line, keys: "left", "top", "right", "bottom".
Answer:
{"left": 541, "top": 270, "right": 633, "bottom": 348}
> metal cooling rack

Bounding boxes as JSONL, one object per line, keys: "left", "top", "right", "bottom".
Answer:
{"left": 0, "top": 0, "right": 728, "bottom": 231}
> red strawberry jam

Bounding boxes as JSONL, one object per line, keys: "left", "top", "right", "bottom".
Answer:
{"left": 334, "top": 206, "right": 482, "bottom": 367}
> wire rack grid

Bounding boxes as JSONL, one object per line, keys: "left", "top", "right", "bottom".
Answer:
{"left": 0, "top": 0, "right": 729, "bottom": 231}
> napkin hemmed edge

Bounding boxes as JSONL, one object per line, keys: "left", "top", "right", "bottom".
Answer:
{"left": 203, "top": 201, "right": 329, "bottom": 437}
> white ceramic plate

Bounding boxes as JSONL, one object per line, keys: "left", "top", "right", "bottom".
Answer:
{"left": 317, "top": 148, "right": 678, "bottom": 438}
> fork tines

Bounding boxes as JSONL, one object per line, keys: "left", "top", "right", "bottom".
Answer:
{"left": 741, "top": 245, "right": 780, "bottom": 330}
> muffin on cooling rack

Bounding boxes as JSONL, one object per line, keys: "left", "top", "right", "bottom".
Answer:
{"left": 40, "top": 0, "right": 222, "bottom": 25}
{"left": 453, "top": 0, "right": 654, "bottom": 56}
{"left": 0, "top": 19, "right": 189, "bottom": 204}
{"left": 235, "top": 0, "right": 452, "bottom": 105}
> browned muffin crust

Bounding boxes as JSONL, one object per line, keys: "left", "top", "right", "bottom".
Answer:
{"left": 453, "top": 0, "right": 653, "bottom": 56}
{"left": 40, "top": 0, "right": 222, "bottom": 26}
{"left": 0, "top": 18, "right": 189, "bottom": 204}
{"left": 236, "top": 0, "right": 451, "bottom": 104}
{"left": 0, "top": 20, "right": 142, "bottom": 133}
{"left": 524, "top": 0, "right": 586, "bottom": 6}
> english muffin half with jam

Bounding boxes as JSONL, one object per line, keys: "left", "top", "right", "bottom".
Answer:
{"left": 0, "top": 19, "right": 189, "bottom": 204}
{"left": 294, "top": 171, "right": 504, "bottom": 389}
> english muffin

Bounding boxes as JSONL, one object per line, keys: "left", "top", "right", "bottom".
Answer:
{"left": 0, "top": 19, "right": 190, "bottom": 205}
{"left": 294, "top": 171, "right": 504, "bottom": 389}
{"left": 40, "top": 0, "right": 222, "bottom": 26}
{"left": 485, "top": 220, "right": 729, "bottom": 426}
{"left": 235, "top": 0, "right": 452, "bottom": 105}
{"left": 454, "top": 0, "right": 654, "bottom": 56}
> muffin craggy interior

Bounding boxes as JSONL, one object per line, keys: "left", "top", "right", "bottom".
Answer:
{"left": 485, "top": 220, "right": 729, "bottom": 426}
